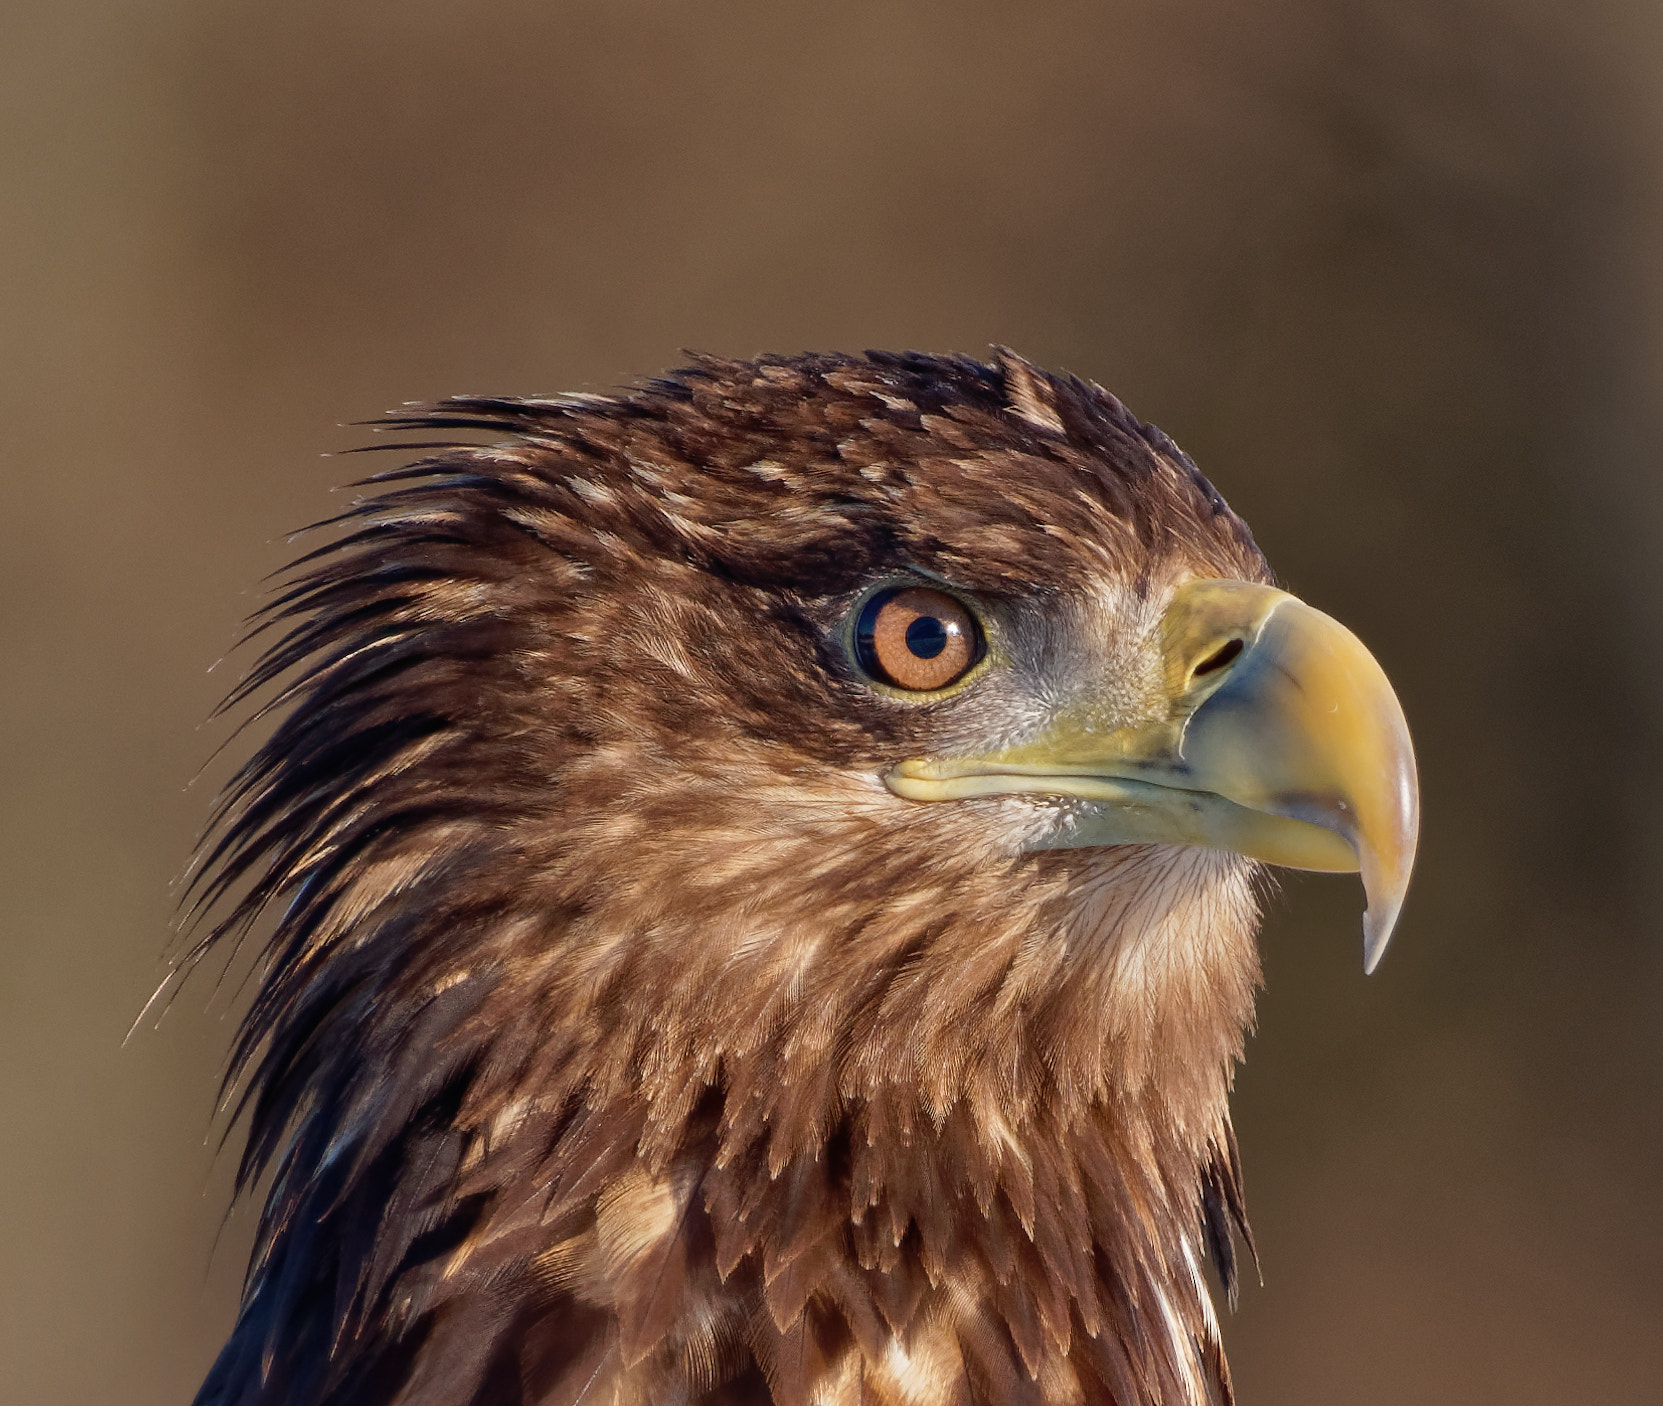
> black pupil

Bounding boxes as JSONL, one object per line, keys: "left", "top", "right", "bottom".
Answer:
{"left": 906, "top": 615, "right": 949, "bottom": 659}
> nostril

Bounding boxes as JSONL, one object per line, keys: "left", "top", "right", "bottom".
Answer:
{"left": 1192, "top": 638, "right": 1244, "bottom": 679}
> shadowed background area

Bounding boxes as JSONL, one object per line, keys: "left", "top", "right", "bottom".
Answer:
{"left": 4, "top": 1, "right": 1661, "bottom": 1401}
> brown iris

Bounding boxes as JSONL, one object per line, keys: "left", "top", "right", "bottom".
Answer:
{"left": 855, "top": 586, "right": 982, "bottom": 691}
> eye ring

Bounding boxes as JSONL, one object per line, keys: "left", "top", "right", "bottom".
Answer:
{"left": 854, "top": 586, "right": 983, "bottom": 692}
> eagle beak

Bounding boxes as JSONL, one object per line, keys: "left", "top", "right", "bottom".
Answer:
{"left": 886, "top": 579, "right": 1419, "bottom": 970}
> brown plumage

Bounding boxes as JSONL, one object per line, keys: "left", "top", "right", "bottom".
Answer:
{"left": 187, "top": 349, "right": 1326, "bottom": 1406}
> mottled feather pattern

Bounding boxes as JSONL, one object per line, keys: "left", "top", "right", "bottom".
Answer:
{"left": 186, "top": 351, "right": 1266, "bottom": 1406}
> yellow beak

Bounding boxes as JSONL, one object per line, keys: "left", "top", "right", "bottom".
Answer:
{"left": 885, "top": 579, "right": 1419, "bottom": 971}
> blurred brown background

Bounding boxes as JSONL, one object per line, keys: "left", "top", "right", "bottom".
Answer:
{"left": 4, "top": 1, "right": 1661, "bottom": 1401}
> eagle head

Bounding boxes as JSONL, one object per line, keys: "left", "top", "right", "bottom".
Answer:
{"left": 189, "top": 349, "right": 1416, "bottom": 1406}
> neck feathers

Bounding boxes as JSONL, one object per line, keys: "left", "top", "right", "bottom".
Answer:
{"left": 195, "top": 812, "right": 1260, "bottom": 1406}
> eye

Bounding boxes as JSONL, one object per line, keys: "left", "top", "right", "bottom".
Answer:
{"left": 855, "top": 586, "right": 983, "bottom": 692}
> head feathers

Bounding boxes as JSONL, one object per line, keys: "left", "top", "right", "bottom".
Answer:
{"left": 187, "top": 352, "right": 1265, "bottom": 1406}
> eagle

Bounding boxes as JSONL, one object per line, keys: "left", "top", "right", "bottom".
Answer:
{"left": 185, "top": 349, "right": 1417, "bottom": 1406}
